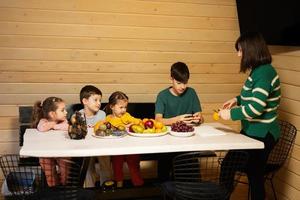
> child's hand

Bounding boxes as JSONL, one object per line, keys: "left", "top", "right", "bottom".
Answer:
{"left": 177, "top": 114, "right": 193, "bottom": 124}
{"left": 192, "top": 113, "right": 204, "bottom": 125}
{"left": 125, "top": 123, "right": 134, "bottom": 128}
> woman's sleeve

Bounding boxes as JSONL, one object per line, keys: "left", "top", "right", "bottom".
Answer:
{"left": 231, "top": 74, "right": 272, "bottom": 121}
{"left": 236, "top": 95, "right": 241, "bottom": 106}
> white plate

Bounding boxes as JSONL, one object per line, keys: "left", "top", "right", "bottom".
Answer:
{"left": 92, "top": 132, "right": 127, "bottom": 139}
{"left": 169, "top": 130, "right": 195, "bottom": 137}
{"left": 127, "top": 130, "right": 169, "bottom": 137}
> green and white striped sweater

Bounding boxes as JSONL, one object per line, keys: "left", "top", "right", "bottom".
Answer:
{"left": 231, "top": 64, "right": 281, "bottom": 140}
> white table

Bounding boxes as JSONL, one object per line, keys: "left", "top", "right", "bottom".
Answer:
{"left": 20, "top": 123, "right": 264, "bottom": 157}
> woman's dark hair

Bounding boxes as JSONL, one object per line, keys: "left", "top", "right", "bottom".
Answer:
{"left": 104, "top": 91, "right": 129, "bottom": 114}
{"left": 170, "top": 62, "right": 190, "bottom": 84}
{"left": 235, "top": 32, "right": 272, "bottom": 73}
{"left": 31, "top": 97, "right": 64, "bottom": 128}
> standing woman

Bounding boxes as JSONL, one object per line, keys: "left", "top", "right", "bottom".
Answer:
{"left": 219, "top": 32, "right": 281, "bottom": 200}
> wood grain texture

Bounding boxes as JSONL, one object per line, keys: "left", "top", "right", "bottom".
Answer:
{"left": 0, "top": 1, "right": 299, "bottom": 199}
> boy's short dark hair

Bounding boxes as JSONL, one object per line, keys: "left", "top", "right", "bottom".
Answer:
{"left": 80, "top": 85, "right": 102, "bottom": 104}
{"left": 170, "top": 62, "right": 190, "bottom": 84}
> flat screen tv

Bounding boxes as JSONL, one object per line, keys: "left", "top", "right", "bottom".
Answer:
{"left": 236, "top": 0, "right": 300, "bottom": 46}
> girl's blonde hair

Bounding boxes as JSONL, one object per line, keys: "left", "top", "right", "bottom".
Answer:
{"left": 31, "top": 97, "right": 64, "bottom": 128}
{"left": 105, "top": 91, "right": 128, "bottom": 114}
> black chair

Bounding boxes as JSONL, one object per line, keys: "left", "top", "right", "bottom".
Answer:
{"left": 240, "top": 120, "right": 297, "bottom": 200}
{"left": 264, "top": 120, "right": 297, "bottom": 200}
{"left": 162, "top": 151, "right": 248, "bottom": 200}
{"left": 0, "top": 154, "right": 45, "bottom": 200}
{"left": 0, "top": 155, "right": 93, "bottom": 200}
{"left": 39, "top": 157, "right": 94, "bottom": 200}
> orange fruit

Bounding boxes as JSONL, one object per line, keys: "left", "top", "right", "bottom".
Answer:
{"left": 142, "top": 118, "right": 149, "bottom": 123}
{"left": 155, "top": 121, "right": 164, "bottom": 129}
{"left": 213, "top": 112, "right": 219, "bottom": 121}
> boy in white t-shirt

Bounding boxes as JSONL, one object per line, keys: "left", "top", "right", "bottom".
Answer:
{"left": 79, "top": 85, "right": 112, "bottom": 187}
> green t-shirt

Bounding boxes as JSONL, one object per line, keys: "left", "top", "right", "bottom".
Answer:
{"left": 155, "top": 87, "right": 202, "bottom": 118}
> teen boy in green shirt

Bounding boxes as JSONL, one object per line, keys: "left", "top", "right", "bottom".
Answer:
{"left": 155, "top": 62, "right": 203, "bottom": 125}
{"left": 155, "top": 61, "right": 203, "bottom": 181}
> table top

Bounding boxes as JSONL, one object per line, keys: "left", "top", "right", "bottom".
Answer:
{"left": 20, "top": 123, "right": 264, "bottom": 157}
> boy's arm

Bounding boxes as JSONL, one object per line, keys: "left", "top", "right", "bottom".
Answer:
{"left": 155, "top": 113, "right": 195, "bottom": 126}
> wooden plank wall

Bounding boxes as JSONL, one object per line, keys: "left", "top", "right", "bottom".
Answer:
{"left": 0, "top": 0, "right": 243, "bottom": 155}
{"left": 0, "top": 0, "right": 299, "bottom": 199}
{"left": 268, "top": 47, "right": 300, "bottom": 200}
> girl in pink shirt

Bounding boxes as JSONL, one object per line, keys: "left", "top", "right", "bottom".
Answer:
{"left": 31, "top": 96, "right": 69, "bottom": 187}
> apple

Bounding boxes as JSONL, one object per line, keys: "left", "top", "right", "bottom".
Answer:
{"left": 144, "top": 120, "right": 154, "bottom": 129}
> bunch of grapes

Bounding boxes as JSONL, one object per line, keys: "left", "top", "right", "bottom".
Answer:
{"left": 171, "top": 121, "right": 194, "bottom": 132}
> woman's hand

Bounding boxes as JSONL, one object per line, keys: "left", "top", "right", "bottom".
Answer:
{"left": 222, "top": 98, "right": 237, "bottom": 109}
{"left": 218, "top": 109, "right": 231, "bottom": 120}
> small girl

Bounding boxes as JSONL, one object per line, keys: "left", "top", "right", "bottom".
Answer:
{"left": 31, "top": 96, "right": 69, "bottom": 187}
{"left": 105, "top": 91, "right": 144, "bottom": 188}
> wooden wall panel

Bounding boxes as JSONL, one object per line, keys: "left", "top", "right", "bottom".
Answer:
{"left": 271, "top": 47, "right": 300, "bottom": 199}
{"left": 273, "top": 178, "right": 300, "bottom": 200}
{"left": 0, "top": 72, "right": 245, "bottom": 84}
{"left": 0, "top": 22, "right": 239, "bottom": 41}
{"left": 0, "top": 7, "right": 238, "bottom": 30}
{"left": 0, "top": 94, "right": 237, "bottom": 105}
{"left": 0, "top": 0, "right": 244, "bottom": 186}
{"left": 0, "top": 0, "right": 238, "bottom": 18}
{"left": 0, "top": 36, "right": 236, "bottom": 53}
{"left": 0, "top": 0, "right": 243, "bottom": 137}
{"left": 1, "top": 1, "right": 299, "bottom": 199}
{"left": 0, "top": 83, "right": 242, "bottom": 94}
{"left": 0, "top": 130, "right": 18, "bottom": 142}
{"left": 0, "top": 60, "right": 241, "bottom": 74}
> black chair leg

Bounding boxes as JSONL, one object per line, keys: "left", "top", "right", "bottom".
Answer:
{"left": 247, "top": 184, "right": 250, "bottom": 200}
{"left": 270, "top": 179, "right": 277, "bottom": 200}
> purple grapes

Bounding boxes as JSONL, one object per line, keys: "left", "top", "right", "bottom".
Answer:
{"left": 171, "top": 121, "right": 194, "bottom": 132}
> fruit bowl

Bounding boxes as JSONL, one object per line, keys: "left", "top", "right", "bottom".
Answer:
{"left": 170, "top": 121, "right": 195, "bottom": 137}
{"left": 169, "top": 130, "right": 195, "bottom": 137}
{"left": 93, "top": 130, "right": 127, "bottom": 139}
{"left": 127, "top": 127, "right": 169, "bottom": 137}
